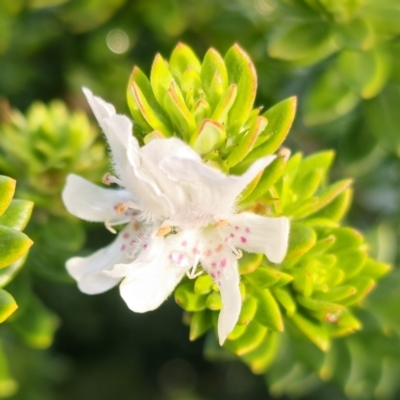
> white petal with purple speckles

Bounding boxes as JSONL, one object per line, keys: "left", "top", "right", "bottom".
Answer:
{"left": 223, "top": 213, "right": 290, "bottom": 264}
{"left": 118, "top": 246, "right": 189, "bottom": 313}
{"left": 62, "top": 174, "right": 138, "bottom": 225}
{"left": 66, "top": 223, "right": 142, "bottom": 294}
{"left": 197, "top": 228, "right": 241, "bottom": 345}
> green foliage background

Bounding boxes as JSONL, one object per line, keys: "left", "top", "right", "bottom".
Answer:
{"left": 0, "top": 1, "right": 399, "bottom": 399}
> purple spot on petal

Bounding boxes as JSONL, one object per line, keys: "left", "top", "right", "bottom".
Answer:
{"left": 235, "top": 226, "right": 239, "bottom": 230}
{"left": 221, "top": 258, "right": 227, "bottom": 267}
{"left": 230, "top": 233, "right": 235, "bottom": 238}
{"left": 211, "top": 262, "right": 217, "bottom": 268}
{"left": 143, "top": 243, "right": 148, "bottom": 249}
{"left": 240, "top": 236, "right": 247, "bottom": 243}
{"left": 245, "top": 227, "right": 250, "bottom": 233}
{"left": 121, "top": 245, "right": 126, "bottom": 251}
{"left": 123, "top": 233, "right": 129, "bottom": 239}
{"left": 181, "top": 241, "right": 187, "bottom": 247}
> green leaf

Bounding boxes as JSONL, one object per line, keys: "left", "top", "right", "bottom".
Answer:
{"left": 226, "top": 116, "right": 268, "bottom": 168}
{"left": 0, "top": 226, "right": 33, "bottom": 269}
{"left": 236, "top": 97, "right": 297, "bottom": 171}
{"left": 225, "top": 45, "right": 257, "bottom": 135}
{"left": 365, "top": 84, "right": 400, "bottom": 153}
{"left": 329, "top": 227, "right": 363, "bottom": 252}
{"left": 301, "top": 151, "right": 335, "bottom": 175}
{"left": 289, "top": 313, "right": 330, "bottom": 351}
{"left": 206, "top": 291, "right": 222, "bottom": 311}
{"left": 0, "top": 253, "right": 28, "bottom": 288}
{"left": 297, "top": 295, "right": 343, "bottom": 313}
{"left": 0, "top": 199, "right": 33, "bottom": 231}
{"left": 337, "top": 49, "right": 390, "bottom": 99}
{"left": 194, "top": 274, "right": 213, "bottom": 295}
{"left": 328, "top": 311, "right": 362, "bottom": 337}
{"left": 181, "top": 68, "right": 202, "bottom": 109}
{"left": 0, "top": 339, "right": 18, "bottom": 397}
{"left": 311, "top": 188, "right": 352, "bottom": 222}
{"left": 175, "top": 280, "right": 207, "bottom": 312}
{"left": 238, "top": 252, "right": 263, "bottom": 275}
{"left": 239, "top": 155, "right": 286, "bottom": 203}
{"left": 191, "top": 119, "right": 226, "bottom": 155}
{"left": 150, "top": 53, "right": 176, "bottom": 107}
{"left": 0, "top": 288, "right": 17, "bottom": 323}
{"left": 128, "top": 81, "right": 173, "bottom": 136}
{"left": 189, "top": 310, "right": 212, "bottom": 341}
{"left": 169, "top": 43, "right": 201, "bottom": 83}
{"left": 314, "top": 286, "right": 356, "bottom": 303}
{"left": 163, "top": 82, "right": 196, "bottom": 140}
{"left": 341, "top": 277, "right": 375, "bottom": 306}
{"left": 336, "top": 248, "right": 367, "bottom": 279}
{"left": 9, "top": 295, "right": 58, "bottom": 349}
{"left": 253, "top": 288, "right": 284, "bottom": 331}
{"left": 304, "top": 66, "right": 359, "bottom": 125}
{"left": 238, "top": 295, "right": 258, "bottom": 325}
{"left": 227, "top": 323, "right": 247, "bottom": 341}
{"left": 284, "top": 223, "right": 317, "bottom": 262}
{"left": 333, "top": 18, "right": 375, "bottom": 50}
{"left": 126, "top": 67, "right": 154, "bottom": 132}
{"left": 256, "top": 97, "right": 297, "bottom": 151}
{"left": 302, "top": 235, "right": 335, "bottom": 260}
{"left": 0, "top": 176, "right": 16, "bottom": 217}
{"left": 290, "top": 179, "right": 353, "bottom": 219}
{"left": 361, "top": 258, "right": 391, "bottom": 280}
{"left": 210, "top": 83, "right": 237, "bottom": 126}
{"left": 242, "top": 331, "right": 280, "bottom": 374}
{"left": 273, "top": 287, "right": 297, "bottom": 316}
{"left": 245, "top": 266, "right": 281, "bottom": 289}
{"left": 201, "top": 48, "right": 228, "bottom": 109}
{"left": 224, "top": 320, "right": 268, "bottom": 356}
{"left": 268, "top": 22, "right": 337, "bottom": 64}
{"left": 292, "top": 169, "right": 325, "bottom": 202}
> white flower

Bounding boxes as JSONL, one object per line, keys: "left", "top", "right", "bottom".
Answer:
{"left": 63, "top": 89, "right": 290, "bottom": 345}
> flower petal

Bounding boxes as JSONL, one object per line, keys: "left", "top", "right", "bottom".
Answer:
{"left": 66, "top": 223, "right": 142, "bottom": 294}
{"left": 62, "top": 174, "right": 137, "bottom": 224}
{"left": 160, "top": 154, "right": 276, "bottom": 222}
{"left": 117, "top": 231, "right": 197, "bottom": 312}
{"left": 199, "top": 230, "right": 242, "bottom": 345}
{"left": 83, "top": 88, "right": 139, "bottom": 183}
{"left": 217, "top": 262, "right": 241, "bottom": 346}
{"left": 226, "top": 212, "right": 290, "bottom": 263}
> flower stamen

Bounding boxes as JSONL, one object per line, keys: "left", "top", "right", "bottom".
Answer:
{"left": 104, "top": 218, "right": 117, "bottom": 234}
{"left": 214, "top": 220, "right": 228, "bottom": 228}
{"left": 102, "top": 172, "right": 124, "bottom": 186}
{"left": 115, "top": 202, "right": 128, "bottom": 214}
{"left": 156, "top": 224, "right": 172, "bottom": 237}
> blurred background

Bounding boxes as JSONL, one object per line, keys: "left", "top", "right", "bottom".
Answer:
{"left": 0, "top": 0, "right": 399, "bottom": 399}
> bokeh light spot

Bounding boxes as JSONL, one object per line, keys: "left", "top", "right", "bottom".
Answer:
{"left": 106, "top": 29, "right": 129, "bottom": 54}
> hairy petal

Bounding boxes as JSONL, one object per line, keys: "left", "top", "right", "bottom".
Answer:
{"left": 160, "top": 155, "right": 276, "bottom": 221}
{"left": 226, "top": 213, "right": 290, "bottom": 263}
{"left": 62, "top": 174, "right": 137, "bottom": 224}
{"left": 199, "top": 229, "right": 242, "bottom": 345}
{"left": 83, "top": 88, "right": 139, "bottom": 182}
{"left": 66, "top": 223, "right": 142, "bottom": 294}
{"left": 118, "top": 234, "right": 193, "bottom": 312}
